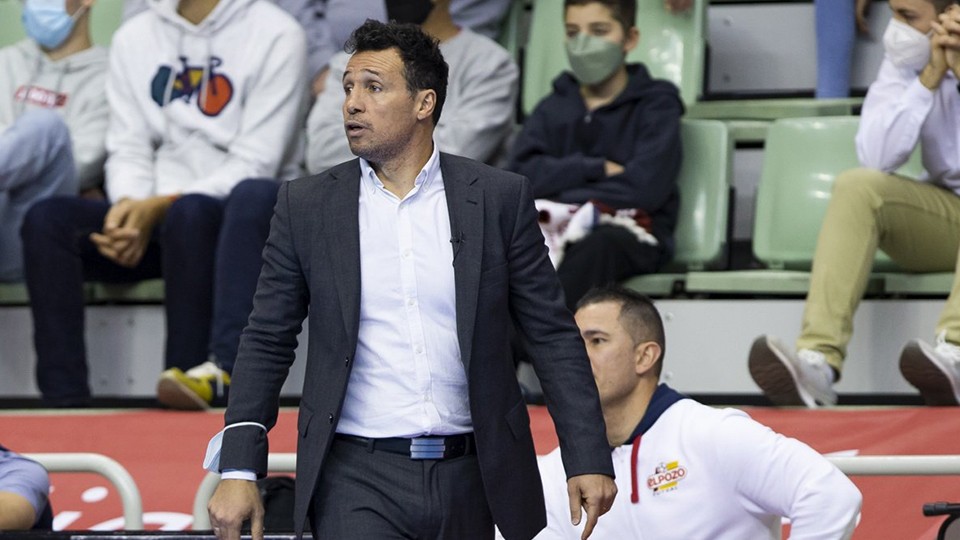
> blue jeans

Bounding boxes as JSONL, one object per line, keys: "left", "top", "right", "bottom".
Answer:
{"left": 816, "top": 0, "right": 856, "bottom": 98}
{"left": 20, "top": 178, "right": 280, "bottom": 406}
{"left": 0, "top": 110, "right": 77, "bottom": 281}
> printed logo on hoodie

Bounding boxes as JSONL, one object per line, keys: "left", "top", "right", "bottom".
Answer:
{"left": 15, "top": 85, "right": 67, "bottom": 108}
{"left": 150, "top": 55, "right": 234, "bottom": 117}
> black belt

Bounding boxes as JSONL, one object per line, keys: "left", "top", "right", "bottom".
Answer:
{"left": 335, "top": 433, "right": 476, "bottom": 460}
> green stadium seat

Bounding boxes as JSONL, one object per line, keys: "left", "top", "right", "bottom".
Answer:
{"left": 522, "top": 0, "right": 706, "bottom": 115}
{"left": 0, "top": 0, "right": 27, "bottom": 48}
{"left": 624, "top": 119, "right": 731, "bottom": 296}
{"left": 90, "top": 0, "right": 124, "bottom": 47}
{"left": 90, "top": 279, "right": 165, "bottom": 303}
{"left": 0, "top": 0, "right": 123, "bottom": 49}
{"left": 687, "top": 116, "right": 926, "bottom": 295}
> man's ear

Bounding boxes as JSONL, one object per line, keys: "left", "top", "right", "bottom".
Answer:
{"left": 624, "top": 26, "right": 640, "bottom": 54}
{"left": 416, "top": 89, "right": 437, "bottom": 121}
{"left": 634, "top": 341, "right": 661, "bottom": 377}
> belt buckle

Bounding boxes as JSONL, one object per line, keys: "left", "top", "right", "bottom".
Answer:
{"left": 410, "top": 437, "right": 446, "bottom": 460}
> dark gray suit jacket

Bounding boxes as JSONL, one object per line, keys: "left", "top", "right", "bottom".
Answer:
{"left": 220, "top": 153, "right": 613, "bottom": 540}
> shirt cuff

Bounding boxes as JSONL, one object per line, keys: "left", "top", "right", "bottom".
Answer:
{"left": 221, "top": 469, "right": 257, "bottom": 482}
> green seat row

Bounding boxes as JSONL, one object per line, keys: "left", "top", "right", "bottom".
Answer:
{"left": 625, "top": 116, "right": 953, "bottom": 298}
{"left": 0, "top": 279, "right": 164, "bottom": 306}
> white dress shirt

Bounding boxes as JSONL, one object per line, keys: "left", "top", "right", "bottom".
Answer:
{"left": 336, "top": 143, "right": 472, "bottom": 438}
{"left": 856, "top": 57, "right": 960, "bottom": 194}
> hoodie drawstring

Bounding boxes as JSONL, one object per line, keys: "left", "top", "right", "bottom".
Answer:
{"left": 630, "top": 435, "right": 641, "bottom": 504}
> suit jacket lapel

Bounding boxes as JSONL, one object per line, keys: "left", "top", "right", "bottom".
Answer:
{"left": 326, "top": 163, "right": 362, "bottom": 340}
{"left": 441, "top": 154, "right": 483, "bottom": 373}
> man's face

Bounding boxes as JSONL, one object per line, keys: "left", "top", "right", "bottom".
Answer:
{"left": 888, "top": 0, "right": 938, "bottom": 33}
{"left": 342, "top": 48, "right": 421, "bottom": 163}
{"left": 575, "top": 301, "right": 641, "bottom": 408}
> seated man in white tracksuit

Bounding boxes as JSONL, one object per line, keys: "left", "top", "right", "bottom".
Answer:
{"left": 531, "top": 286, "right": 863, "bottom": 540}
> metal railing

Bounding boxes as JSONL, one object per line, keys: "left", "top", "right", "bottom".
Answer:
{"left": 25, "top": 452, "right": 144, "bottom": 529}
{"left": 191, "top": 453, "right": 960, "bottom": 529}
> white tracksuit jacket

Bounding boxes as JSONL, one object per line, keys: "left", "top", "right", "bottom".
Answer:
{"left": 533, "top": 385, "right": 862, "bottom": 540}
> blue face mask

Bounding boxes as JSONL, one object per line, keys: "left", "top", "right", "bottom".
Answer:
{"left": 22, "top": 0, "right": 83, "bottom": 50}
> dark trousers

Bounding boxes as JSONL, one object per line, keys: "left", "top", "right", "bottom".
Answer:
{"left": 557, "top": 224, "right": 667, "bottom": 311}
{"left": 309, "top": 439, "right": 494, "bottom": 540}
{"left": 20, "top": 178, "right": 279, "bottom": 406}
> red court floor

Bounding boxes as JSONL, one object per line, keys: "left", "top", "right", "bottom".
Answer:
{"left": 2, "top": 406, "right": 959, "bottom": 538}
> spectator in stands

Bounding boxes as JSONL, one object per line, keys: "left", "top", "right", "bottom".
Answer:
{"left": 527, "top": 286, "right": 862, "bottom": 539}
{"left": 0, "top": 445, "right": 51, "bottom": 531}
{"left": 508, "top": 0, "right": 683, "bottom": 311}
{"left": 20, "top": 0, "right": 308, "bottom": 408}
{"left": 324, "top": 0, "right": 514, "bottom": 48}
{"left": 751, "top": 0, "right": 960, "bottom": 407}
{"left": 123, "top": 0, "right": 337, "bottom": 97}
{"left": 124, "top": 0, "right": 512, "bottom": 97}
{"left": 305, "top": 0, "right": 519, "bottom": 172}
{"left": 0, "top": 0, "right": 108, "bottom": 282}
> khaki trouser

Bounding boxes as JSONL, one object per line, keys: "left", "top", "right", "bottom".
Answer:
{"left": 797, "top": 168, "right": 960, "bottom": 372}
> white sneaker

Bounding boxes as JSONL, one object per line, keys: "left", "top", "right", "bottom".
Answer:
{"left": 748, "top": 335, "right": 838, "bottom": 408}
{"left": 899, "top": 333, "right": 960, "bottom": 406}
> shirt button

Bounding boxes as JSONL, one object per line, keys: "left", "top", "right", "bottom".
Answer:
{"left": 328, "top": 414, "right": 334, "bottom": 424}
{"left": 415, "top": 346, "right": 424, "bottom": 354}
{"left": 403, "top": 249, "right": 412, "bottom": 258}
{"left": 344, "top": 355, "right": 350, "bottom": 366}
{"left": 407, "top": 298, "right": 416, "bottom": 307}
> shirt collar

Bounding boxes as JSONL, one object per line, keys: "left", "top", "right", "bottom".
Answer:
{"left": 358, "top": 142, "right": 442, "bottom": 199}
{"left": 625, "top": 383, "right": 689, "bottom": 444}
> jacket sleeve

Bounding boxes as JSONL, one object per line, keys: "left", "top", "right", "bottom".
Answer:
{"left": 220, "top": 181, "right": 310, "bottom": 475}
{"left": 305, "top": 52, "right": 355, "bottom": 174}
{"left": 505, "top": 177, "right": 614, "bottom": 479}
{"left": 714, "top": 411, "right": 862, "bottom": 540}
{"left": 182, "top": 26, "right": 308, "bottom": 197}
{"left": 508, "top": 103, "right": 607, "bottom": 198}
{"left": 434, "top": 44, "right": 518, "bottom": 163}
{"left": 856, "top": 58, "right": 934, "bottom": 173}
{"left": 104, "top": 32, "right": 159, "bottom": 201}
{"left": 557, "top": 91, "right": 683, "bottom": 210}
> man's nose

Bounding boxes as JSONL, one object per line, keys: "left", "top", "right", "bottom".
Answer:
{"left": 344, "top": 93, "right": 363, "bottom": 114}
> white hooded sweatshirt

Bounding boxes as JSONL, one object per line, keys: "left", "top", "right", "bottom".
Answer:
{"left": 105, "top": 0, "right": 307, "bottom": 200}
{"left": 0, "top": 39, "right": 108, "bottom": 191}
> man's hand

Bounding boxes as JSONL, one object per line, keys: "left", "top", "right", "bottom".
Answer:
{"left": 936, "top": 6, "right": 960, "bottom": 79}
{"left": 90, "top": 196, "right": 175, "bottom": 268}
{"left": 664, "top": 0, "right": 692, "bottom": 14}
{"left": 567, "top": 474, "right": 617, "bottom": 540}
{"left": 208, "top": 479, "right": 264, "bottom": 540}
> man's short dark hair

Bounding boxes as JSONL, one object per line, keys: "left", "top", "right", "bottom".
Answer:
{"left": 577, "top": 285, "right": 666, "bottom": 375}
{"left": 345, "top": 19, "right": 448, "bottom": 125}
{"left": 563, "top": 0, "right": 637, "bottom": 33}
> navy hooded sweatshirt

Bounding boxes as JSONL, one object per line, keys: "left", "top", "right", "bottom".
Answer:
{"left": 508, "top": 63, "right": 683, "bottom": 257}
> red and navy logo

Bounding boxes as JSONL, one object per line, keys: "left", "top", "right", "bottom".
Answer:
{"left": 150, "top": 55, "right": 233, "bottom": 117}
{"left": 647, "top": 460, "right": 688, "bottom": 496}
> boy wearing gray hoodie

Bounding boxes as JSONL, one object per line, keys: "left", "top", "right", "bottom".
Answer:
{"left": 0, "top": 0, "right": 108, "bottom": 281}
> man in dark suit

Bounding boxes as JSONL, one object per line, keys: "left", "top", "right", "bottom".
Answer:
{"left": 206, "top": 20, "right": 616, "bottom": 540}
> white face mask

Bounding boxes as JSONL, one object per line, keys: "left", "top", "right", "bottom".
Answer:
{"left": 882, "top": 18, "right": 933, "bottom": 72}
